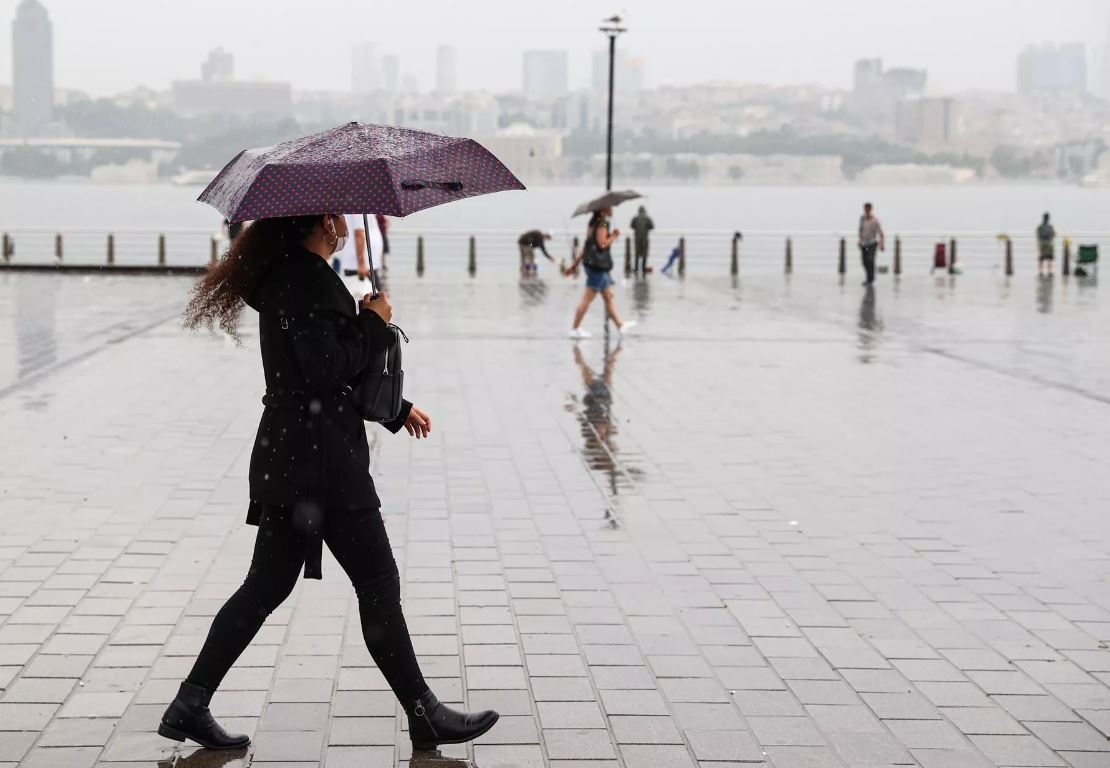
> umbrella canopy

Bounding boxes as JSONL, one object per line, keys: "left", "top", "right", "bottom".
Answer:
{"left": 572, "top": 189, "right": 642, "bottom": 217}
{"left": 199, "top": 121, "right": 525, "bottom": 223}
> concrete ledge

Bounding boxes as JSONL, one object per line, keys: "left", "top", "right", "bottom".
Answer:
{"left": 0, "top": 263, "right": 205, "bottom": 275}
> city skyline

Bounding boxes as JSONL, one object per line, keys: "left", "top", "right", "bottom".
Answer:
{"left": 0, "top": 0, "right": 1107, "bottom": 99}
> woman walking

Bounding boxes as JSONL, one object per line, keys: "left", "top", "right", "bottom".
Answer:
{"left": 167, "top": 213, "right": 498, "bottom": 752}
{"left": 566, "top": 207, "right": 635, "bottom": 339}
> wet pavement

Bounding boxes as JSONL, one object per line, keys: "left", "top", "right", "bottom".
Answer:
{"left": 1, "top": 266, "right": 1109, "bottom": 768}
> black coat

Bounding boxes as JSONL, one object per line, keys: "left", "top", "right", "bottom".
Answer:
{"left": 243, "top": 246, "right": 411, "bottom": 577}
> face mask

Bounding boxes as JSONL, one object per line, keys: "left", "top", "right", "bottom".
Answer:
{"left": 328, "top": 218, "right": 347, "bottom": 254}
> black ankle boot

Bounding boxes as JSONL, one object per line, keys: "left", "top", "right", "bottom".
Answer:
{"left": 407, "top": 689, "right": 499, "bottom": 751}
{"left": 159, "top": 682, "right": 250, "bottom": 750}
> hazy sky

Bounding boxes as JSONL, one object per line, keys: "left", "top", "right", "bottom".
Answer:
{"left": 1, "top": 0, "right": 1108, "bottom": 96}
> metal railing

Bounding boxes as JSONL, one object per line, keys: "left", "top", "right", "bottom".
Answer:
{"left": 1, "top": 226, "right": 1104, "bottom": 277}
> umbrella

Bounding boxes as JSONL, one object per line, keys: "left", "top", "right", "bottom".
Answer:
{"left": 198, "top": 121, "right": 525, "bottom": 223}
{"left": 572, "top": 189, "right": 642, "bottom": 217}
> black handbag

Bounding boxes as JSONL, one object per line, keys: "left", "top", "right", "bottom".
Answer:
{"left": 351, "top": 322, "right": 407, "bottom": 422}
{"left": 581, "top": 226, "right": 613, "bottom": 272}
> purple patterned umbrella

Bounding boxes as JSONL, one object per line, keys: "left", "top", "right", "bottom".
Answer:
{"left": 198, "top": 121, "right": 525, "bottom": 223}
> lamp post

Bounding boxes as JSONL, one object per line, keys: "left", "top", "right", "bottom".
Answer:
{"left": 599, "top": 15, "right": 626, "bottom": 191}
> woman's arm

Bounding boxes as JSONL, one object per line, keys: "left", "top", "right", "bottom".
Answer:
{"left": 289, "top": 310, "right": 391, "bottom": 391}
{"left": 595, "top": 224, "right": 620, "bottom": 250}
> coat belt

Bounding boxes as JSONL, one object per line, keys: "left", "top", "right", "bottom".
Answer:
{"left": 260, "top": 388, "right": 351, "bottom": 579}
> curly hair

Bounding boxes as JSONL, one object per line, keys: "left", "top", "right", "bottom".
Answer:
{"left": 183, "top": 215, "right": 323, "bottom": 342}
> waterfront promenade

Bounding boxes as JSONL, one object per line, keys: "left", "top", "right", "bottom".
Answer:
{"left": 1, "top": 268, "right": 1108, "bottom": 768}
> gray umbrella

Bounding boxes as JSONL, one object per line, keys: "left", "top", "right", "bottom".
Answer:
{"left": 572, "top": 189, "right": 642, "bottom": 217}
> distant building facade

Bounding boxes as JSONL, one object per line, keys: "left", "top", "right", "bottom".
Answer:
{"left": 382, "top": 55, "right": 400, "bottom": 94}
{"left": 1099, "top": 26, "right": 1110, "bottom": 101}
{"left": 852, "top": 58, "right": 926, "bottom": 123}
{"left": 896, "top": 97, "right": 957, "bottom": 145}
{"left": 201, "top": 48, "right": 234, "bottom": 83}
{"left": 352, "top": 43, "right": 380, "bottom": 94}
{"left": 172, "top": 48, "right": 291, "bottom": 117}
{"left": 436, "top": 45, "right": 458, "bottom": 95}
{"left": 12, "top": 0, "right": 54, "bottom": 135}
{"left": 522, "top": 51, "right": 569, "bottom": 101}
{"left": 1017, "top": 43, "right": 1087, "bottom": 95}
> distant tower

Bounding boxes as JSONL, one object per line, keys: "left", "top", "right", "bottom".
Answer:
{"left": 1101, "top": 24, "right": 1110, "bottom": 100}
{"left": 12, "top": 0, "right": 54, "bottom": 135}
{"left": 201, "top": 47, "right": 234, "bottom": 82}
{"left": 351, "top": 43, "right": 380, "bottom": 94}
{"left": 382, "top": 54, "right": 400, "bottom": 94}
{"left": 436, "top": 45, "right": 458, "bottom": 95}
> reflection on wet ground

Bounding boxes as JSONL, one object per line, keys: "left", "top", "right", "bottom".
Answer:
{"left": 567, "top": 336, "right": 641, "bottom": 523}
{"left": 856, "top": 285, "right": 883, "bottom": 363}
{"left": 1037, "top": 274, "right": 1054, "bottom": 313}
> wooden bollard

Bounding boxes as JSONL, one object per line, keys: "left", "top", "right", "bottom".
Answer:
{"left": 209, "top": 237, "right": 218, "bottom": 265}
{"left": 1062, "top": 239, "right": 1071, "bottom": 277}
{"left": 785, "top": 237, "right": 793, "bottom": 274}
{"left": 107, "top": 234, "right": 115, "bottom": 265}
{"left": 158, "top": 234, "right": 166, "bottom": 266}
{"left": 837, "top": 237, "right": 846, "bottom": 274}
{"left": 2, "top": 233, "right": 10, "bottom": 263}
{"left": 1004, "top": 237, "right": 1013, "bottom": 276}
{"left": 468, "top": 236, "right": 476, "bottom": 275}
{"left": 948, "top": 238, "right": 957, "bottom": 274}
{"left": 55, "top": 233, "right": 63, "bottom": 262}
{"left": 416, "top": 236, "right": 425, "bottom": 276}
{"left": 894, "top": 236, "right": 902, "bottom": 275}
{"left": 624, "top": 237, "right": 632, "bottom": 276}
{"left": 730, "top": 232, "right": 740, "bottom": 276}
{"left": 678, "top": 236, "right": 686, "bottom": 277}
{"left": 572, "top": 236, "right": 580, "bottom": 275}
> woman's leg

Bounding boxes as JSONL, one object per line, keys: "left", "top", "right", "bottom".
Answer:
{"left": 185, "top": 508, "right": 304, "bottom": 690}
{"left": 324, "top": 508, "right": 427, "bottom": 703}
{"left": 572, "top": 289, "right": 597, "bottom": 329}
{"left": 602, "top": 287, "right": 623, "bottom": 328}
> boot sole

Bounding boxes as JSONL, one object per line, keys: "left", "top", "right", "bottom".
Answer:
{"left": 158, "top": 723, "right": 250, "bottom": 750}
{"left": 412, "top": 712, "right": 500, "bottom": 752}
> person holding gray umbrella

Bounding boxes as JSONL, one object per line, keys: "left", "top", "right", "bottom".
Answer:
{"left": 565, "top": 190, "right": 641, "bottom": 339}
{"left": 165, "top": 122, "right": 522, "bottom": 754}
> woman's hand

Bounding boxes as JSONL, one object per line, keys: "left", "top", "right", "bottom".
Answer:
{"left": 404, "top": 405, "right": 431, "bottom": 439}
{"left": 362, "top": 291, "right": 392, "bottom": 324}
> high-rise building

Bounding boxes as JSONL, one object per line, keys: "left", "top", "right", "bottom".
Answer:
{"left": 201, "top": 48, "right": 234, "bottom": 82}
{"left": 1099, "top": 26, "right": 1110, "bottom": 101}
{"left": 522, "top": 50, "right": 569, "bottom": 100}
{"left": 382, "top": 55, "right": 400, "bottom": 94}
{"left": 851, "top": 58, "right": 926, "bottom": 121}
{"left": 352, "top": 43, "right": 380, "bottom": 94}
{"left": 1017, "top": 43, "right": 1087, "bottom": 95}
{"left": 895, "top": 97, "right": 957, "bottom": 145}
{"left": 12, "top": 0, "right": 54, "bottom": 135}
{"left": 436, "top": 45, "right": 458, "bottom": 95}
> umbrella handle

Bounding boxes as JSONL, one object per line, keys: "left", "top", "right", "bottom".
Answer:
{"left": 361, "top": 212, "right": 380, "bottom": 297}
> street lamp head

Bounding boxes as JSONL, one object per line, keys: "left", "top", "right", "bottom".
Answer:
{"left": 599, "top": 14, "right": 627, "bottom": 35}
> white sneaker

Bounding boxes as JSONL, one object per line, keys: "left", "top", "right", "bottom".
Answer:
{"left": 618, "top": 320, "right": 637, "bottom": 335}
{"left": 569, "top": 328, "right": 592, "bottom": 339}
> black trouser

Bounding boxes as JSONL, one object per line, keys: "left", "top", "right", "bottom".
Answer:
{"left": 634, "top": 245, "right": 648, "bottom": 274}
{"left": 860, "top": 243, "right": 878, "bottom": 283}
{"left": 186, "top": 506, "right": 427, "bottom": 704}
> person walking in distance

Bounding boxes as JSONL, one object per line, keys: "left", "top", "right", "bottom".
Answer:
{"left": 517, "top": 229, "right": 554, "bottom": 275}
{"left": 1037, "top": 212, "right": 1056, "bottom": 277}
{"left": 376, "top": 214, "right": 390, "bottom": 272}
{"left": 630, "top": 206, "right": 655, "bottom": 275}
{"left": 858, "top": 202, "right": 885, "bottom": 286}
{"left": 566, "top": 207, "right": 635, "bottom": 338}
{"left": 170, "top": 214, "right": 498, "bottom": 753}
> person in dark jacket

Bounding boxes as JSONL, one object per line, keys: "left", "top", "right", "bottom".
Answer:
{"left": 171, "top": 214, "right": 498, "bottom": 753}
{"left": 629, "top": 206, "right": 654, "bottom": 274}
{"left": 517, "top": 229, "right": 553, "bottom": 275}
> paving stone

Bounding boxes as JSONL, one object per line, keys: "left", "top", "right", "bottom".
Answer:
{"left": 969, "top": 734, "right": 1067, "bottom": 766}
{"left": 4, "top": 274, "right": 1110, "bottom": 768}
